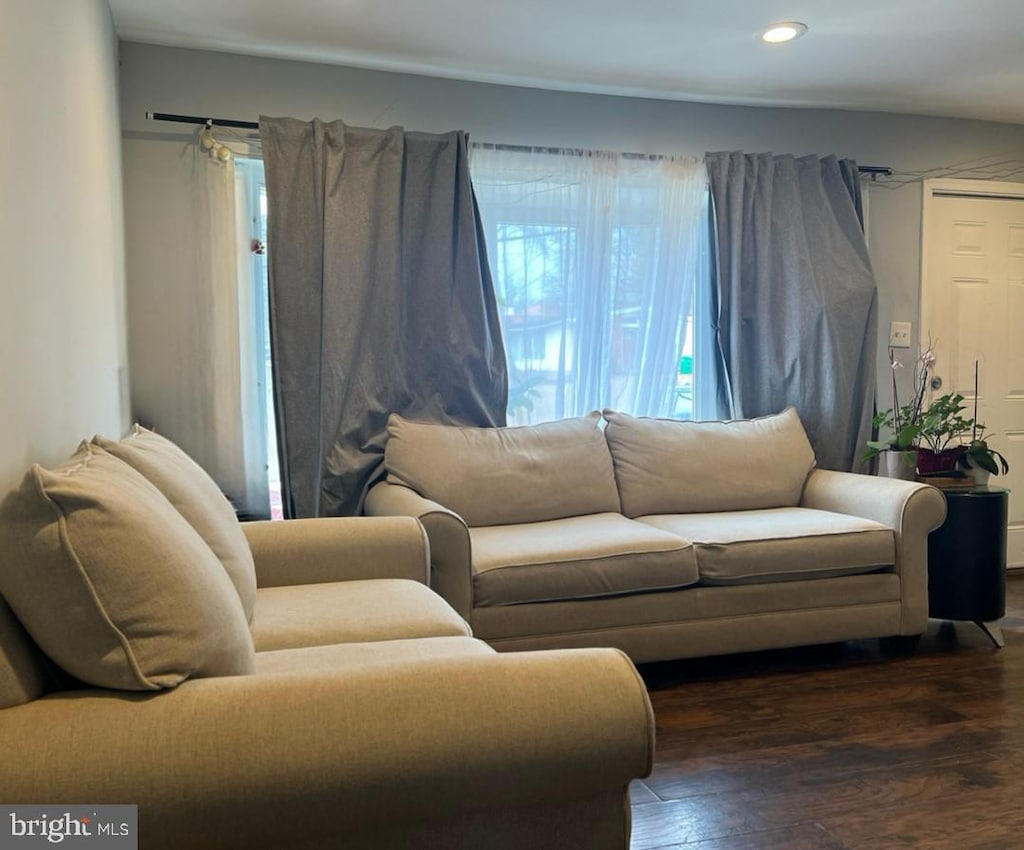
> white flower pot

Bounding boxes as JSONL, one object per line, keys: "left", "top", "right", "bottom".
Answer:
{"left": 884, "top": 450, "right": 917, "bottom": 481}
{"left": 961, "top": 454, "right": 991, "bottom": 487}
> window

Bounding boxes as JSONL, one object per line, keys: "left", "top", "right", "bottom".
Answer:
{"left": 471, "top": 146, "right": 707, "bottom": 424}
{"left": 236, "top": 158, "right": 282, "bottom": 518}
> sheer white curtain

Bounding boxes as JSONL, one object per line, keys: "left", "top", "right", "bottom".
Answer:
{"left": 470, "top": 145, "right": 706, "bottom": 423}
{"left": 125, "top": 134, "right": 269, "bottom": 516}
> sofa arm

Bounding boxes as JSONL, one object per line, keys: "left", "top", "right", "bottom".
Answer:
{"left": 365, "top": 481, "right": 474, "bottom": 618}
{"left": 0, "top": 649, "right": 653, "bottom": 850}
{"left": 801, "top": 469, "right": 947, "bottom": 633}
{"left": 242, "top": 516, "right": 429, "bottom": 588}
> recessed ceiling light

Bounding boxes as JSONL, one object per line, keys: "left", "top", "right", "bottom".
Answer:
{"left": 761, "top": 21, "right": 808, "bottom": 44}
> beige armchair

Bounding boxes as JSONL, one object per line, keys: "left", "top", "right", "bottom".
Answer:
{"left": 0, "top": 431, "right": 654, "bottom": 850}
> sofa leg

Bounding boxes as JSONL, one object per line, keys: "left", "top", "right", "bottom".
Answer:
{"left": 881, "top": 634, "right": 922, "bottom": 655}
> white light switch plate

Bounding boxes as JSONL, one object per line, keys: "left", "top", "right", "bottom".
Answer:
{"left": 889, "top": 321, "right": 912, "bottom": 348}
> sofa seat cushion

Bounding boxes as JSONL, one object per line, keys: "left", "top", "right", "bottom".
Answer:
{"left": 384, "top": 411, "right": 620, "bottom": 526}
{"left": 95, "top": 425, "right": 257, "bottom": 622}
{"left": 251, "top": 579, "right": 472, "bottom": 651}
{"left": 604, "top": 407, "right": 816, "bottom": 517}
{"left": 637, "top": 508, "right": 894, "bottom": 585}
{"left": 255, "top": 636, "right": 494, "bottom": 675}
{"left": 470, "top": 513, "right": 698, "bottom": 607}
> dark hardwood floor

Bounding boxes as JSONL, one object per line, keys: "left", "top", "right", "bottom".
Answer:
{"left": 629, "top": 574, "right": 1024, "bottom": 849}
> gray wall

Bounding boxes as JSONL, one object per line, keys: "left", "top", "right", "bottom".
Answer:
{"left": 118, "top": 41, "right": 1024, "bottom": 424}
{"left": 0, "top": 0, "right": 128, "bottom": 493}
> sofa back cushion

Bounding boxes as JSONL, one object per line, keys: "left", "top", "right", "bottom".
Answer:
{"left": 94, "top": 425, "right": 257, "bottom": 622}
{"left": 0, "top": 596, "right": 48, "bottom": 708}
{"left": 603, "top": 407, "right": 817, "bottom": 517}
{"left": 0, "top": 444, "right": 255, "bottom": 691}
{"left": 384, "top": 412, "right": 621, "bottom": 526}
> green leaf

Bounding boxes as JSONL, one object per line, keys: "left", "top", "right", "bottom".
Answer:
{"left": 894, "top": 422, "right": 923, "bottom": 450}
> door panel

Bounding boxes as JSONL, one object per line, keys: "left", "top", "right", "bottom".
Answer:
{"left": 922, "top": 181, "right": 1024, "bottom": 567}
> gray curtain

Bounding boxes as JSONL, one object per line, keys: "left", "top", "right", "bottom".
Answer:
{"left": 259, "top": 117, "right": 508, "bottom": 517}
{"left": 705, "top": 152, "right": 877, "bottom": 472}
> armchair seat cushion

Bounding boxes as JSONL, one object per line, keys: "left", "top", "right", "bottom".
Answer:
{"left": 251, "top": 579, "right": 472, "bottom": 651}
{"left": 638, "top": 508, "right": 895, "bottom": 585}
{"left": 255, "top": 636, "right": 494, "bottom": 676}
{"left": 471, "top": 513, "right": 698, "bottom": 607}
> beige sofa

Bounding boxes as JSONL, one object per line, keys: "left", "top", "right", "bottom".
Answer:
{"left": 0, "top": 428, "right": 654, "bottom": 850}
{"left": 366, "top": 408, "right": 948, "bottom": 661}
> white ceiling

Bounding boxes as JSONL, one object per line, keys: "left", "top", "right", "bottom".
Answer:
{"left": 109, "top": 0, "right": 1024, "bottom": 125}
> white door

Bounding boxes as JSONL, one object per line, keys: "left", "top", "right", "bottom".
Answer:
{"left": 921, "top": 179, "right": 1024, "bottom": 567}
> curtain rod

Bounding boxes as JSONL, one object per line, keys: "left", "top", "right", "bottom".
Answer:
{"left": 145, "top": 112, "right": 894, "bottom": 177}
{"left": 147, "top": 112, "right": 259, "bottom": 130}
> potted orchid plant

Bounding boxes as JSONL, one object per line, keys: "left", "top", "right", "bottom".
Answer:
{"left": 861, "top": 343, "right": 935, "bottom": 479}
{"left": 956, "top": 368, "right": 1011, "bottom": 484}
{"left": 959, "top": 424, "right": 1010, "bottom": 484}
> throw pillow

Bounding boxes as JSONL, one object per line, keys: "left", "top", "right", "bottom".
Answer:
{"left": 93, "top": 425, "right": 257, "bottom": 622}
{"left": 0, "top": 443, "right": 255, "bottom": 690}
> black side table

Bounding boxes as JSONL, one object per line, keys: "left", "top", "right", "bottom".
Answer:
{"left": 927, "top": 487, "right": 1009, "bottom": 647}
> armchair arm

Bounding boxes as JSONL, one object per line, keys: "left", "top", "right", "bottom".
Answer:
{"left": 0, "top": 648, "right": 653, "bottom": 850}
{"left": 801, "top": 469, "right": 947, "bottom": 633}
{"left": 242, "top": 516, "right": 429, "bottom": 588}
{"left": 365, "top": 481, "right": 473, "bottom": 618}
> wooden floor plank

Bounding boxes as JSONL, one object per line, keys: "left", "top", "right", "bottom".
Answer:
{"left": 701, "top": 823, "right": 853, "bottom": 850}
{"left": 824, "top": 781, "right": 1024, "bottom": 850}
{"left": 630, "top": 780, "right": 662, "bottom": 805}
{"left": 630, "top": 574, "right": 1024, "bottom": 849}
{"left": 630, "top": 795, "right": 772, "bottom": 848}
{"left": 633, "top": 821, "right": 854, "bottom": 850}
